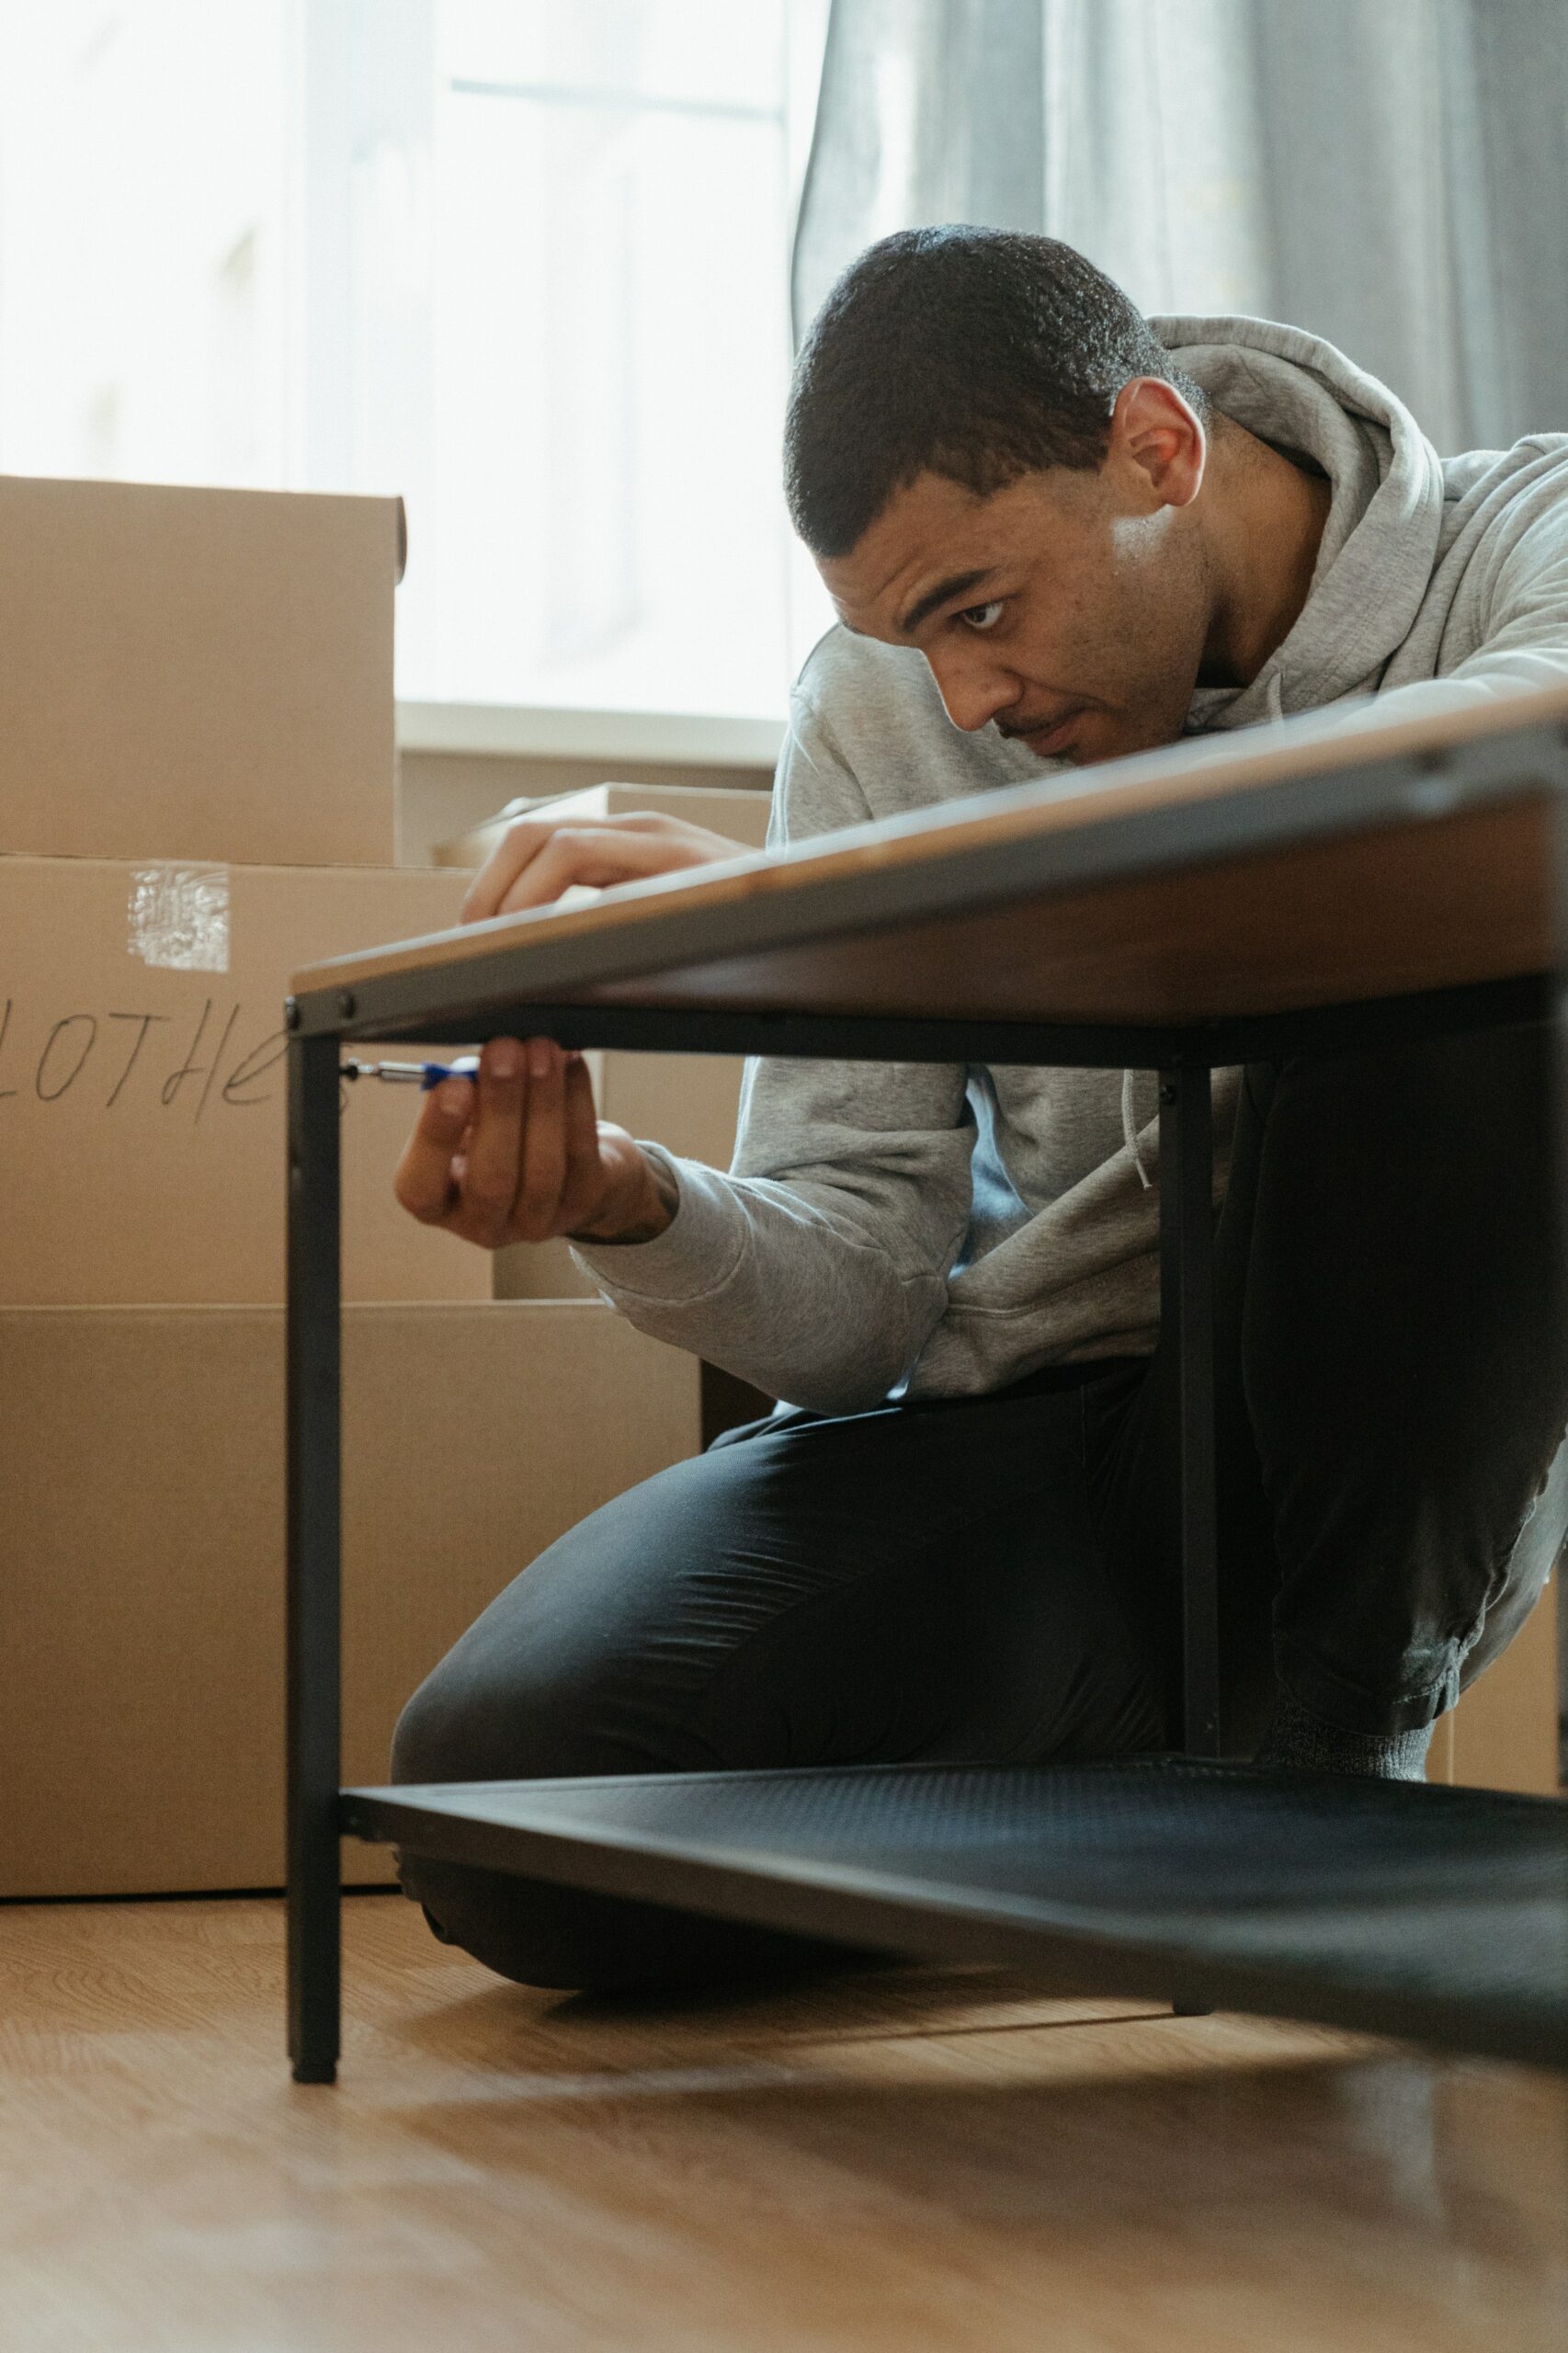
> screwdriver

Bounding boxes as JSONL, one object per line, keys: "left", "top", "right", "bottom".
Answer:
{"left": 341, "top": 1056, "right": 481, "bottom": 1090}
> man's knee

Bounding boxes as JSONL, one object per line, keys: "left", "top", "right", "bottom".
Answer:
{"left": 390, "top": 1602, "right": 633, "bottom": 1789}
{"left": 386, "top": 1491, "right": 880, "bottom": 1994}
{"left": 388, "top": 1538, "right": 626, "bottom": 1790}
{"left": 391, "top": 1661, "right": 498, "bottom": 1786}
{"left": 386, "top": 1536, "right": 701, "bottom": 1992}
{"left": 390, "top": 1450, "right": 751, "bottom": 1790}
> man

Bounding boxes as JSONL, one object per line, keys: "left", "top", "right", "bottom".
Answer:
{"left": 391, "top": 228, "right": 1568, "bottom": 1992}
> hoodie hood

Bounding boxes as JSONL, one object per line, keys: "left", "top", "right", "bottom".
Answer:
{"left": 1152, "top": 313, "right": 1449, "bottom": 732}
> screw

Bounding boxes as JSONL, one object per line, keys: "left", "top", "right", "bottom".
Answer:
{"left": 338, "top": 991, "right": 357, "bottom": 1018}
{"left": 1160, "top": 1081, "right": 1177, "bottom": 1104}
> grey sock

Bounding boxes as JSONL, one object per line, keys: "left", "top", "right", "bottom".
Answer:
{"left": 1255, "top": 1685, "right": 1433, "bottom": 1781}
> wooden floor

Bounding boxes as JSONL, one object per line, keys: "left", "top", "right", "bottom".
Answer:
{"left": 3, "top": 1893, "right": 1564, "bottom": 2353}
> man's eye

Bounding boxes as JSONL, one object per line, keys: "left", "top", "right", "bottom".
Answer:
{"left": 959, "top": 600, "right": 1005, "bottom": 631}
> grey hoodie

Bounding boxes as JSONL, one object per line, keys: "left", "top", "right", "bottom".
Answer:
{"left": 573, "top": 317, "right": 1568, "bottom": 1414}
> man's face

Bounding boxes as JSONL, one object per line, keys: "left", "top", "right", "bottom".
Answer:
{"left": 819, "top": 407, "right": 1212, "bottom": 767}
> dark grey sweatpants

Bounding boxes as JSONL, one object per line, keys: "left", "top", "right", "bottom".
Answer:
{"left": 392, "top": 1023, "right": 1568, "bottom": 1988}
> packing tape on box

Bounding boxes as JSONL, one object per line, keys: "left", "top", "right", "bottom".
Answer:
{"left": 127, "top": 863, "right": 231, "bottom": 973}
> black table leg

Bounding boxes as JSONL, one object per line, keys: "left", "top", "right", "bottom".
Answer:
{"left": 287, "top": 1032, "right": 343, "bottom": 2083}
{"left": 1159, "top": 1063, "right": 1221, "bottom": 1758}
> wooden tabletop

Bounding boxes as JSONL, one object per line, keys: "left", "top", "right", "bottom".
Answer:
{"left": 293, "top": 681, "right": 1568, "bottom": 1032}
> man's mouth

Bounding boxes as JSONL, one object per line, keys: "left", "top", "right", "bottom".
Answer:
{"left": 1001, "top": 704, "right": 1087, "bottom": 756}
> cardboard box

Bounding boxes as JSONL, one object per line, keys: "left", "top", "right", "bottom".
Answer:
{"left": 430, "top": 777, "right": 772, "bottom": 872}
{"left": 1429, "top": 1577, "right": 1562, "bottom": 1795}
{"left": 0, "top": 1302, "right": 701, "bottom": 1894}
{"left": 0, "top": 474, "right": 400, "bottom": 868}
{"left": 599, "top": 1050, "right": 749, "bottom": 1174}
{"left": 0, "top": 856, "right": 489, "bottom": 1303}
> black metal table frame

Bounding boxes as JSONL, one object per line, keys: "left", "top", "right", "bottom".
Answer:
{"left": 287, "top": 958, "right": 1562, "bottom": 2079}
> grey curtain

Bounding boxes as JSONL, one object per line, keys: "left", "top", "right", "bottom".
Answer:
{"left": 791, "top": 0, "right": 1568, "bottom": 453}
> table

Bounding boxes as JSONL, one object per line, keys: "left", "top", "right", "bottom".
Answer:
{"left": 286, "top": 682, "right": 1568, "bottom": 2085}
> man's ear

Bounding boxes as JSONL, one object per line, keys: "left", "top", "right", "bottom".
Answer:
{"left": 1108, "top": 377, "right": 1206, "bottom": 511}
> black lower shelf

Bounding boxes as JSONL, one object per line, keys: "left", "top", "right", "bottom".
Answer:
{"left": 343, "top": 1756, "right": 1568, "bottom": 2069}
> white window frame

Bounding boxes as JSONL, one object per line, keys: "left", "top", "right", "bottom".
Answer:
{"left": 395, "top": 698, "right": 785, "bottom": 766}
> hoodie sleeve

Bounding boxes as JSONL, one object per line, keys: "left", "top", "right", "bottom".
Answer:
{"left": 566, "top": 688, "right": 977, "bottom": 1415}
{"left": 1351, "top": 463, "right": 1568, "bottom": 725}
{"left": 1437, "top": 492, "right": 1568, "bottom": 700}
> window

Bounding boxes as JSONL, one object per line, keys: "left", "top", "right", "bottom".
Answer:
{"left": 0, "top": 0, "right": 831, "bottom": 722}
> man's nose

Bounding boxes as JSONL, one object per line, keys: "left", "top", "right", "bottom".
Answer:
{"left": 926, "top": 648, "right": 1021, "bottom": 734}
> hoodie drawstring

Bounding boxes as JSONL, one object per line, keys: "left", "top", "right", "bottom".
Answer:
{"left": 1122, "top": 1067, "right": 1153, "bottom": 1190}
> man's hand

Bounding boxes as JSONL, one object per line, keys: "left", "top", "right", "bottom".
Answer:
{"left": 461, "top": 808, "right": 753, "bottom": 923}
{"left": 393, "top": 1036, "right": 677, "bottom": 1249}
{"left": 396, "top": 806, "right": 745, "bottom": 1252}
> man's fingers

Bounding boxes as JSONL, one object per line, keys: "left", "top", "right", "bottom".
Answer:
{"left": 513, "top": 1039, "right": 569, "bottom": 1237}
{"left": 489, "top": 828, "right": 690, "bottom": 917}
{"left": 392, "top": 1075, "right": 475, "bottom": 1225}
{"left": 553, "top": 1050, "right": 607, "bottom": 1233}
{"left": 458, "top": 1037, "right": 526, "bottom": 1240}
{"left": 461, "top": 812, "right": 753, "bottom": 925}
{"left": 461, "top": 820, "right": 558, "bottom": 924}
{"left": 392, "top": 1032, "right": 655, "bottom": 1253}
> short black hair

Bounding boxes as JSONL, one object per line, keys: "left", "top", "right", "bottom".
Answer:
{"left": 785, "top": 226, "right": 1208, "bottom": 558}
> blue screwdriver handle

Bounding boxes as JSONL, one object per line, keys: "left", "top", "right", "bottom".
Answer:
{"left": 418, "top": 1056, "right": 482, "bottom": 1091}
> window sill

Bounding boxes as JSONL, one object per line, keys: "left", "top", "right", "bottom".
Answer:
{"left": 395, "top": 700, "right": 785, "bottom": 768}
